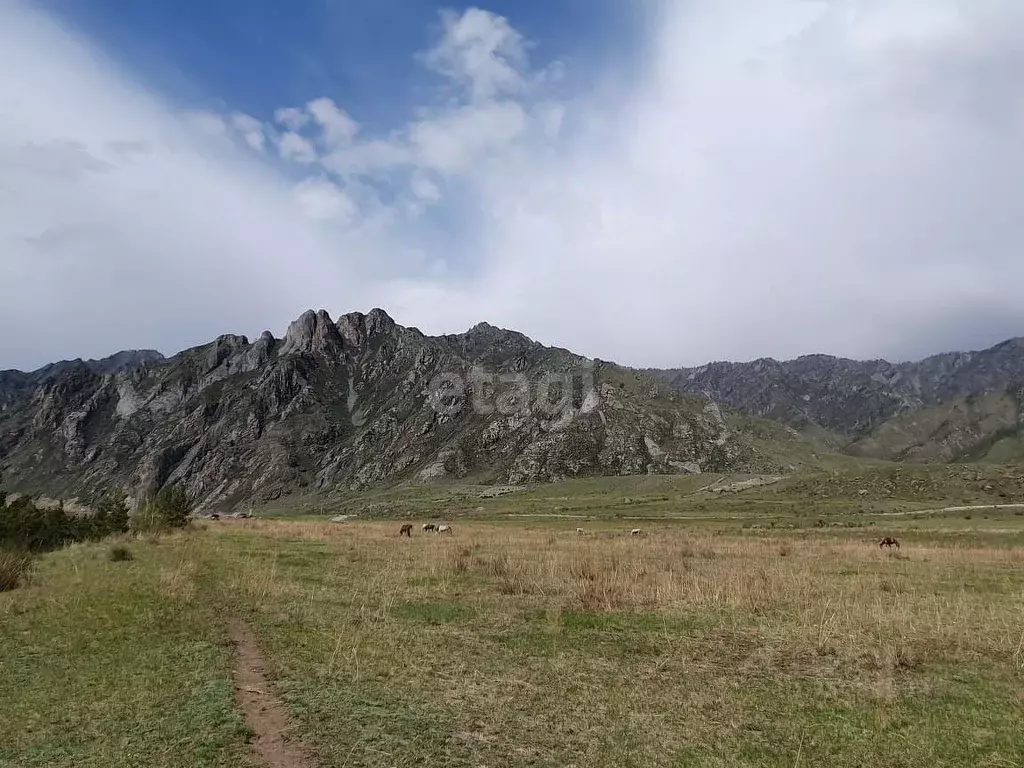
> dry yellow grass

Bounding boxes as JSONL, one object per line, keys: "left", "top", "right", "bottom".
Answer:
{"left": 226, "top": 519, "right": 1022, "bottom": 667}
{"left": 201, "top": 518, "right": 1024, "bottom": 766}
{"left": 4, "top": 516, "right": 1021, "bottom": 766}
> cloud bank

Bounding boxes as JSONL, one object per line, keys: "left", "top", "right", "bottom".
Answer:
{"left": 2, "top": 0, "right": 1023, "bottom": 370}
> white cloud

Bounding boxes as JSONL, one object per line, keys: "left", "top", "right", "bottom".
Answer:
{"left": 293, "top": 177, "right": 357, "bottom": 224}
{"left": 0, "top": 1, "right": 395, "bottom": 369}
{"left": 409, "top": 172, "right": 441, "bottom": 203}
{"left": 450, "top": 0, "right": 1024, "bottom": 366}
{"left": 274, "top": 106, "right": 309, "bottom": 132}
{"left": 230, "top": 113, "right": 265, "bottom": 152}
{"left": 307, "top": 97, "right": 358, "bottom": 147}
{"left": 422, "top": 8, "right": 528, "bottom": 102}
{"left": 183, "top": 110, "right": 229, "bottom": 138}
{"left": 409, "top": 101, "right": 527, "bottom": 174}
{"left": 322, "top": 138, "right": 411, "bottom": 176}
{"left": 277, "top": 131, "right": 317, "bottom": 163}
{"left": 3, "top": 0, "right": 1024, "bottom": 372}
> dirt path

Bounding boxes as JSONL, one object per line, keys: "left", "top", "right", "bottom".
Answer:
{"left": 228, "top": 618, "right": 316, "bottom": 768}
{"left": 879, "top": 502, "right": 1024, "bottom": 517}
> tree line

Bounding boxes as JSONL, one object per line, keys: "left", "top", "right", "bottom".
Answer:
{"left": 0, "top": 484, "right": 192, "bottom": 553}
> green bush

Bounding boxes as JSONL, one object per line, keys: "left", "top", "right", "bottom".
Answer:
{"left": 128, "top": 484, "right": 193, "bottom": 534}
{"left": 1, "top": 487, "right": 136, "bottom": 553}
{"left": 93, "top": 487, "right": 130, "bottom": 537}
{"left": 0, "top": 549, "right": 32, "bottom": 592}
{"left": 130, "top": 501, "right": 169, "bottom": 535}
{"left": 108, "top": 544, "right": 133, "bottom": 562}
{"left": 153, "top": 485, "right": 191, "bottom": 529}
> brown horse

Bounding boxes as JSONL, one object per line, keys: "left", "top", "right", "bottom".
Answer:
{"left": 400, "top": 524, "right": 413, "bottom": 537}
{"left": 879, "top": 537, "right": 900, "bottom": 549}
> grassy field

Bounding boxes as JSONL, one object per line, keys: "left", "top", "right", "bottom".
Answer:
{"left": 3, "top": 500, "right": 1024, "bottom": 767}
{"left": 254, "top": 463, "right": 1024, "bottom": 524}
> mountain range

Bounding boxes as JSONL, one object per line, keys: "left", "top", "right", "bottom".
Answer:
{"left": 651, "top": 338, "right": 1024, "bottom": 463}
{"left": 2, "top": 309, "right": 1022, "bottom": 511}
{"left": 0, "top": 309, "right": 816, "bottom": 511}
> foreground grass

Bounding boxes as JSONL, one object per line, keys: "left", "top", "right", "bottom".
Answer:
{"left": 3, "top": 518, "right": 1023, "bottom": 767}
{"left": 214, "top": 520, "right": 1024, "bottom": 767}
{"left": 0, "top": 534, "right": 251, "bottom": 768}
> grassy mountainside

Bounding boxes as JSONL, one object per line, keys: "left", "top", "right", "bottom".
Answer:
{"left": 846, "top": 389, "right": 1024, "bottom": 462}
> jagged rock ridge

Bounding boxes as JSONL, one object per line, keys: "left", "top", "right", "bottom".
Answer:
{"left": 0, "top": 309, "right": 796, "bottom": 510}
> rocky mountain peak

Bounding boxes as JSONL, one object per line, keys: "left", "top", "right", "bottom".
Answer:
{"left": 280, "top": 309, "right": 344, "bottom": 356}
{"left": 450, "top": 321, "right": 538, "bottom": 363}
{"left": 337, "top": 308, "right": 397, "bottom": 348}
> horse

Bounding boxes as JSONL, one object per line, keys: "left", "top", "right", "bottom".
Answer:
{"left": 437, "top": 524, "right": 453, "bottom": 535}
{"left": 879, "top": 537, "right": 900, "bottom": 549}
{"left": 422, "top": 523, "right": 437, "bottom": 532}
{"left": 630, "top": 529, "right": 643, "bottom": 537}
{"left": 576, "top": 527, "right": 587, "bottom": 535}
{"left": 399, "top": 524, "right": 413, "bottom": 538}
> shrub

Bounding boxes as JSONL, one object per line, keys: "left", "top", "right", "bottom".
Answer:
{"left": 2, "top": 489, "right": 134, "bottom": 553}
{"left": 108, "top": 544, "right": 133, "bottom": 562}
{"left": 1, "top": 495, "right": 82, "bottom": 552}
{"left": 153, "top": 485, "right": 191, "bottom": 529}
{"left": 131, "top": 485, "right": 192, "bottom": 534}
{"left": 94, "top": 488, "right": 130, "bottom": 536}
{"left": 130, "top": 502, "right": 170, "bottom": 535}
{"left": 0, "top": 549, "right": 32, "bottom": 592}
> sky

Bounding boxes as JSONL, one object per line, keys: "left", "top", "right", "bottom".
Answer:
{"left": 2, "top": 0, "right": 1023, "bottom": 371}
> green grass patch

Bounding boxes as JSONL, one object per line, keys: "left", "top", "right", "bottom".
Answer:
{"left": 390, "top": 600, "right": 476, "bottom": 625}
{"left": 0, "top": 537, "right": 250, "bottom": 767}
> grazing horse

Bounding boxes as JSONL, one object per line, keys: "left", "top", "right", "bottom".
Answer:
{"left": 399, "top": 524, "right": 413, "bottom": 538}
{"left": 576, "top": 527, "right": 586, "bottom": 535}
{"left": 630, "top": 528, "right": 643, "bottom": 536}
{"left": 422, "top": 523, "right": 437, "bottom": 532}
{"left": 437, "top": 524, "right": 453, "bottom": 535}
{"left": 879, "top": 537, "right": 900, "bottom": 549}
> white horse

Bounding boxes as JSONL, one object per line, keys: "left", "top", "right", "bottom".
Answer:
{"left": 436, "top": 524, "right": 453, "bottom": 535}
{"left": 630, "top": 528, "right": 643, "bottom": 536}
{"left": 576, "top": 528, "right": 587, "bottom": 535}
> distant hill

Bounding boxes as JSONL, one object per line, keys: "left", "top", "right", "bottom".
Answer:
{"left": 0, "top": 310, "right": 834, "bottom": 511}
{"left": 651, "top": 339, "right": 1024, "bottom": 462}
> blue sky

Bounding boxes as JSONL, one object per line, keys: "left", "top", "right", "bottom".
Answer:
{"left": 37, "top": 0, "right": 644, "bottom": 129}
{"left": 2, "top": 0, "right": 1024, "bottom": 371}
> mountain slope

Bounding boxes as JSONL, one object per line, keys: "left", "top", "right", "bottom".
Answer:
{"left": 846, "top": 388, "right": 1024, "bottom": 463}
{"left": 0, "top": 309, "right": 822, "bottom": 511}
{"left": 1, "top": 350, "right": 166, "bottom": 411}
{"left": 652, "top": 338, "right": 1024, "bottom": 443}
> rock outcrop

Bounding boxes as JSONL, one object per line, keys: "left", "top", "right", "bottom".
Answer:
{"left": 0, "top": 309, "right": 795, "bottom": 510}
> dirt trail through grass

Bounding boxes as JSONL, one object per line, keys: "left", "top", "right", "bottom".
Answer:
{"left": 228, "top": 618, "right": 316, "bottom": 768}
{"left": 880, "top": 502, "right": 1024, "bottom": 516}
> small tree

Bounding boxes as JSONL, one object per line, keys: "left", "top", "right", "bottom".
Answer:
{"left": 95, "top": 488, "right": 130, "bottom": 535}
{"left": 154, "top": 484, "right": 191, "bottom": 529}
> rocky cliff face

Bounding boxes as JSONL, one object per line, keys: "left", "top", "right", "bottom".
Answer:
{"left": 652, "top": 338, "right": 1024, "bottom": 461}
{"left": 0, "top": 310, "right": 788, "bottom": 511}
